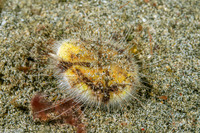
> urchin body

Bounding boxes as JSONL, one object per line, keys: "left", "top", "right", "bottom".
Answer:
{"left": 51, "top": 39, "right": 140, "bottom": 108}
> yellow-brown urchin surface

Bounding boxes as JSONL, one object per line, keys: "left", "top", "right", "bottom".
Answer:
{"left": 50, "top": 38, "right": 141, "bottom": 109}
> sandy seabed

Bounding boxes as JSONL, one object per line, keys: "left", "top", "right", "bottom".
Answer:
{"left": 0, "top": 0, "right": 199, "bottom": 132}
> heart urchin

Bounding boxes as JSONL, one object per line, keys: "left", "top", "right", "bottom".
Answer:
{"left": 50, "top": 38, "right": 142, "bottom": 110}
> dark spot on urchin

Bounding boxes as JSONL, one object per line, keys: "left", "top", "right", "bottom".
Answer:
{"left": 57, "top": 61, "right": 73, "bottom": 72}
{"left": 109, "top": 84, "right": 118, "bottom": 92}
{"left": 102, "top": 91, "right": 111, "bottom": 104}
{"left": 75, "top": 62, "right": 91, "bottom": 67}
{"left": 58, "top": 60, "right": 92, "bottom": 73}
